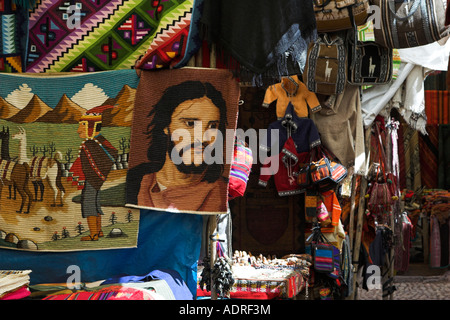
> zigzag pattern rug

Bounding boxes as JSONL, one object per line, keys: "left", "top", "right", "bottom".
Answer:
{"left": 136, "top": 0, "right": 198, "bottom": 69}
{"left": 26, "top": 0, "right": 191, "bottom": 73}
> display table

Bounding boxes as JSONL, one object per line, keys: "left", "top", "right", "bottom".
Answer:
{"left": 197, "top": 263, "right": 309, "bottom": 300}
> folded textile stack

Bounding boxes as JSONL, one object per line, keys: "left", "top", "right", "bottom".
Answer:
{"left": 0, "top": 270, "right": 32, "bottom": 300}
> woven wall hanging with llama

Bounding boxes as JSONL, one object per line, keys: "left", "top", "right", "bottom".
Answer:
{"left": 0, "top": 69, "right": 140, "bottom": 251}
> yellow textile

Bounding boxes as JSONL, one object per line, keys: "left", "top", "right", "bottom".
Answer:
{"left": 262, "top": 75, "right": 321, "bottom": 118}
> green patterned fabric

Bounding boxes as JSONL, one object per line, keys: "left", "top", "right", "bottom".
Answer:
{"left": 0, "top": 0, "right": 29, "bottom": 72}
{"left": 26, "top": 0, "right": 190, "bottom": 72}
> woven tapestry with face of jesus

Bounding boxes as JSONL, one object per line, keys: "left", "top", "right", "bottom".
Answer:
{"left": 0, "top": 70, "right": 140, "bottom": 251}
{"left": 126, "top": 68, "right": 240, "bottom": 215}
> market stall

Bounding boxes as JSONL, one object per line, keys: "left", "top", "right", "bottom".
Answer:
{"left": 0, "top": 0, "right": 449, "bottom": 302}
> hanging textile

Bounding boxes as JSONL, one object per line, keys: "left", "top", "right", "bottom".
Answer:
{"left": 430, "top": 215, "right": 441, "bottom": 268}
{"left": 26, "top": 0, "right": 189, "bottom": 72}
{"left": 0, "top": 0, "right": 28, "bottom": 72}
{"left": 0, "top": 69, "right": 140, "bottom": 251}
{"left": 425, "top": 90, "right": 450, "bottom": 125}
{"left": 439, "top": 219, "right": 449, "bottom": 268}
{"left": 419, "top": 125, "right": 439, "bottom": 189}
{"left": 135, "top": 0, "right": 203, "bottom": 70}
{"left": 126, "top": 68, "right": 239, "bottom": 215}
{"left": 200, "top": 0, "right": 317, "bottom": 83}
{"left": 447, "top": 0, "right": 450, "bottom": 26}
{"left": 259, "top": 102, "right": 321, "bottom": 156}
{"left": 438, "top": 124, "right": 450, "bottom": 190}
{"left": 361, "top": 38, "right": 450, "bottom": 130}
{"left": 258, "top": 137, "right": 309, "bottom": 197}
{"left": 311, "top": 84, "right": 366, "bottom": 172}
{"left": 394, "top": 213, "right": 413, "bottom": 272}
{"left": 262, "top": 74, "right": 321, "bottom": 119}
{"left": 402, "top": 123, "right": 422, "bottom": 192}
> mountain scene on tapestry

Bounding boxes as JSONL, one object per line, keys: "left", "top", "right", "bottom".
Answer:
{"left": 126, "top": 68, "right": 240, "bottom": 215}
{"left": 26, "top": 0, "right": 192, "bottom": 73}
{"left": 0, "top": 69, "right": 140, "bottom": 252}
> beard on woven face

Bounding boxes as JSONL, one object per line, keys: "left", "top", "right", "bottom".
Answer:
{"left": 167, "top": 135, "right": 217, "bottom": 175}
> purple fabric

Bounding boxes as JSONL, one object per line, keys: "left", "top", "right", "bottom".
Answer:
{"left": 102, "top": 269, "right": 193, "bottom": 300}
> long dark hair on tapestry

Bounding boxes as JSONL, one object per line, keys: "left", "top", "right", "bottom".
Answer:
{"left": 126, "top": 81, "right": 228, "bottom": 203}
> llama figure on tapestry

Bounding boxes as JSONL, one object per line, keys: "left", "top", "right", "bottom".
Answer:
{"left": 325, "top": 60, "right": 332, "bottom": 82}
{"left": 368, "top": 56, "right": 376, "bottom": 78}
{"left": 12, "top": 126, "right": 65, "bottom": 207}
{"left": 0, "top": 70, "right": 141, "bottom": 252}
{"left": 0, "top": 127, "right": 33, "bottom": 214}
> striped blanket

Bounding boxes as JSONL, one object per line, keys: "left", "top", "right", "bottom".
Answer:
{"left": 0, "top": 159, "right": 15, "bottom": 181}
{"left": 29, "top": 156, "right": 49, "bottom": 180}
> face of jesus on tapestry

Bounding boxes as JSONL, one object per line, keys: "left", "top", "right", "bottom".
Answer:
{"left": 127, "top": 80, "right": 230, "bottom": 213}
{"left": 165, "top": 97, "right": 221, "bottom": 173}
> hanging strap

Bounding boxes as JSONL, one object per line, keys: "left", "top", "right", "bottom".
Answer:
{"left": 374, "top": 121, "right": 388, "bottom": 180}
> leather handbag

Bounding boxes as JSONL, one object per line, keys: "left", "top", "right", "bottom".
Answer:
{"left": 372, "top": 0, "right": 450, "bottom": 48}
{"left": 304, "top": 34, "right": 348, "bottom": 95}
{"left": 347, "top": 26, "right": 393, "bottom": 85}
{"left": 313, "top": 0, "right": 370, "bottom": 32}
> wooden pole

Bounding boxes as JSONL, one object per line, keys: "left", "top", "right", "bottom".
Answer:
{"left": 348, "top": 174, "right": 357, "bottom": 252}
{"left": 208, "top": 215, "right": 218, "bottom": 300}
{"left": 350, "top": 127, "right": 371, "bottom": 299}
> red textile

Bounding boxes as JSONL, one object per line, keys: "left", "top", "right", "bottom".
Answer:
{"left": 42, "top": 286, "right": 155, "bottom": 300}
{"left": 321, "top": 190, "right": 342, "bottom": 227}
{"left": 197, "top": 288, "right": 280, "bottom": 300}
{"left": 425, "top": 90, "right": 450, "bottom": 125}
{"left": 419, "top": 125, "right": 439, "bottom": 189}
{"left": 258, "top": 137, "right": 309, "bottom": 197}
{"left": 0, "top": 286, "right": 30, "bottom": 300}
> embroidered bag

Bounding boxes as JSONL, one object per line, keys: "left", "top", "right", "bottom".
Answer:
{"left": 228, "top": 138, "right": 253, "bottom": 200}
{"left": 304, "top": 34, "right": 348, "bottom": 95}
{"left": 313, "top": 0, "right": 370, "bottom": 32}
{"left": 309, "top": 146, "right": 348, "bottom": 192}
{"left": 309, "top": 223, "right": 337, "bottom": 273}
{"left": 296, "top": 163, "right": 311, "bottom": 190}
{"left": 372, "top": 0, "right": 450, "bottom": 48}
{"left": 347, "top": 24, "right": 393, "bottom": 85}
{"left": 317, "top": 199, "right": 332, "bottom": 226}
{"left": 367, "top": 121, "right": 394, "bottom": 218}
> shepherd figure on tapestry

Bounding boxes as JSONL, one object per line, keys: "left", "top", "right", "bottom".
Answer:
{"left": 126, "top": 69, "right": 240, "bottom": 214}
{"left": 69, "top": 106, "right": 118, "bottom": 241}
{"left": 0, "top": 70, "right": 140, "bottom": 252}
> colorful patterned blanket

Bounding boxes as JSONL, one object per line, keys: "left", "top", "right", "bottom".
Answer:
{"left": 136, "top": 0, "right": 199, "bottom": 70}
{"left": 0, "top": 1, "right": 29, "bottom": 72}
{"left": 0, "top": 69, "right": 140, "bottom": 251}
{"left": 126, "top": 68, "right": 240, "bottom": 215}
{"left": 26, "top": 0, "right": 192, "bottom": 72}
